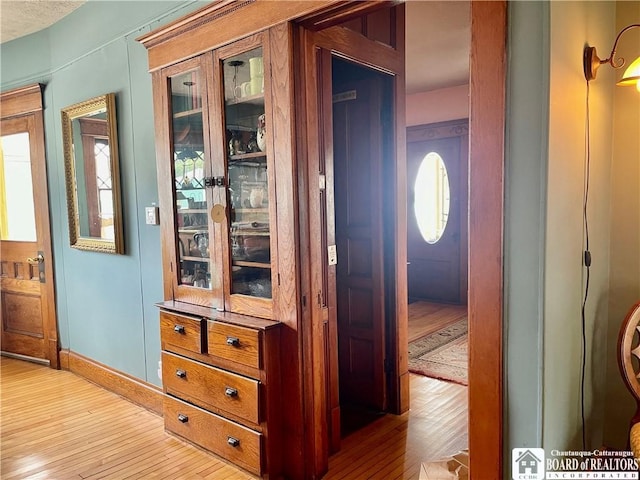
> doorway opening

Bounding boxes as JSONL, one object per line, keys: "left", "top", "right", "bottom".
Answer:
{"left": 299, "top": 2, "right": 505, "bottom": 476}
{"left": 330, "top": 57, "right": 395, "bottom": 438}
{"left": 406, "top": 120, "right": 469, "bottom": 387}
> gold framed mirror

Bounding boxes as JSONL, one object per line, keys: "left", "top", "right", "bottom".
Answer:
{"left": 61, "top": 93, "right": 124, "bottom": 253}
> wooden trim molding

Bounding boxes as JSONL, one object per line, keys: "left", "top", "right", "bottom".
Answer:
{"left": 61, "top": 349, "right": 163, "bottom": 416}
{"left": 139, "top": 0, "right": 339, "bottom": 71}
{"left": 313, "top": 25, "right": 402, "bottom": 75}
{"left": 59, "top": 348, "right": 70, "bottom": 370}
{"left": 468, "top": 1, "right": 506, "bottom": 478}
{"left": 406, "top": 118, "right": 469, "bottom": 142}
{"left": 296, "top": 1, "right": 400, "bottom": 32}
{"left": 137, "top": 0, "right": 249, "bottom": 48}
{"left": 0, "top": 84, "right": 43, "bottom": 118}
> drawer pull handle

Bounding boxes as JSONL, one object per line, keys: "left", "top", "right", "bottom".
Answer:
{"left": 177, "top": 413, "right": 189, "bottom": 423}
{"left": 176, "top": 369, "right": 187, "bottom": 378}
{"left": 226, "top": 336, "right": 240, "bottom": 347}
{"left": 225, "top": 387, "right": 238, "bottom": 397}
{"left": 174, "top": 325, "right": 185, "bottom": 334}
{"left": 227, "top": 436, "right": 240, "bottom": 447}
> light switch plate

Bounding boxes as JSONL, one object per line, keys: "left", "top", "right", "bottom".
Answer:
{"left": 145, "top": 206, "right": 159, "bottom": 225}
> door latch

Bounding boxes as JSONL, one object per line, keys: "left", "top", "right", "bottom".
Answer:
{"left": 328, "top": 245, "right": 337, "bottom": 266}
{"left": 204, "top": 176, "right": 226, "bottom": 188}
{"left": 27, "top": 252, "right": 45, "bottom": 283}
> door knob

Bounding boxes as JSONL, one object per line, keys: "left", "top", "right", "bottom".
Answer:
{"left": 27, "top": 254, "right": 44, "bottom": 265}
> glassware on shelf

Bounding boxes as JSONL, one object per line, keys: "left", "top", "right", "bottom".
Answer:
{"left": 223, "top": 46, "right": 272, "bottom": 299}
{"left": 170, "top": 70, "right": 212, "bottom": 290}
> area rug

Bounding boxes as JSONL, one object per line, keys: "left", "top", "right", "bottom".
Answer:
{"left": 408, "top": 319, "right": 468, "bottom": 386}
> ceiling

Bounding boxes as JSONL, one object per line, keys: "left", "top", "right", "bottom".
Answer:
{"left": 0, "top": 1, "right": 86, "bottom": 44}
{"left": 405, "top": 1, "right": 470, "bottom": 94}
{"left": 0, "top": 1, "right": 470, "bottom": 94}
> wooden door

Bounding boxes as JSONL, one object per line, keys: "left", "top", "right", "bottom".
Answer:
{"left": 0, "top": 85, "right": 58, "bottom": 368}
{"left": 333, "top": 70, "right": 387, "bottom": 411}
{"left": 406, "top": 120, "right": 468, "bottom": 304}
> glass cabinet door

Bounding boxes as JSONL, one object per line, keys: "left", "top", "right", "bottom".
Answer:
{"left": 169, "top": 69, "right": 213, "bottom": 290}
{"left": 221, "top": 46, "right": 273, "bottom": 302}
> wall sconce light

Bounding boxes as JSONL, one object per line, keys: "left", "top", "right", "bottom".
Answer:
{"left": 584, "top": 23, "right": 640, "bottom": 91}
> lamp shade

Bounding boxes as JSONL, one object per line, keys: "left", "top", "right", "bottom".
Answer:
{"left": 617, "top": 55, "right": 640, "bottom": 92}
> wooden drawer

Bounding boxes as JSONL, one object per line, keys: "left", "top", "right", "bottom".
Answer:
{"left": 164, "top": 395, "right": 262, "bottom": 476}
{"left": 162, "top": 352, "right": 259, "bottom": 424}
{"left": 160, "top": 311, "right": 203, "bottom": 354}
{"left": 208, "top": 321, "right": 260, "bottom": 369}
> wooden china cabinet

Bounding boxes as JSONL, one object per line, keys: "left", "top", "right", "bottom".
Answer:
{"left": 145, "top": 28, "right": 288, "bottom": 479}
{"left": 139, "top": 1, "right": 406, "bottom": 479}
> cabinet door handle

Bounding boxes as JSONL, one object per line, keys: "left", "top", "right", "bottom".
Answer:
{"left": 225, "top": 387, "right": 238, "bottom": 397}
{"left": 174, "top": 325, "right": 185, "bottom": 334}
{"left": 176, "top": 369, "right": 187, "bottom": 378}
{"left": 177, "top": 413, "right": 189, "bottom": 423}
{"left": 226, "top": 336, "right": 240, "bottom": 347}
{"left": 227, "top": 436, "right": 240, "bottom": 447}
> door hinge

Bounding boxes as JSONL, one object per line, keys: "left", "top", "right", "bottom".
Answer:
{"left": 204, "top": 176, "right": 226, "bottom": 188}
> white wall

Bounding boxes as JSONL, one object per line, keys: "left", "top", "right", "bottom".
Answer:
{"left": 405, "top": 84, "right": 468, "bottom": 126}
{"left": 544, "top": 1, "right": 615, "bottom": 450}
{"left": 604, "top": 1, "right": 640, "bottom": 449}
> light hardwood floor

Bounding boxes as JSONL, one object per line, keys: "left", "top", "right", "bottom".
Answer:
{"left": 0, "top": 357, "right": 467, "bottom": 479}
{"left": 408, "top": 301, "right": 467, "bottom": 343}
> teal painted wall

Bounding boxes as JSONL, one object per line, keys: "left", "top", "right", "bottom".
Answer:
{"left": 504, "top": 0, "right": 549, "bottom": 456}
{"left": 1, "top": 1, "right": 205, "bottom": 386}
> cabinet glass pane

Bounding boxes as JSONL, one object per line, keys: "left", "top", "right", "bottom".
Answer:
{"left": 170, "top": 71, "right": 211, "bottom": 289}
{"left": 223, "top": 47, "right": 271, "bottom": 299}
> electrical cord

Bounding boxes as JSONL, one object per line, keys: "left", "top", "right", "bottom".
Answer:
{"left": 581, "top": 79, "right": 592, "bottom": 451}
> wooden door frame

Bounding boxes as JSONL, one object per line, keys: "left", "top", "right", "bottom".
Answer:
{"left": 468, "top": 2, "right": 506, "bottom": 476}
{"left": 297, "top": 1, "right": 506, "bottom": 478}
{"left": 1, "top": 84, "right": 59, "bottom": 369}
{"left": 296, "top": 6, "right": 407, "bottom": 477}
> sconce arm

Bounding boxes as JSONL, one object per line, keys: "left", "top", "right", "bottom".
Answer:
{"left": 602, "top": 24, "right": 640, "bottom": 69}
{"left": 584, "top": 24, "right": 640, "bottom": 81}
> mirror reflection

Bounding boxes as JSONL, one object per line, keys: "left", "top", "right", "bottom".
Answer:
{"left": 61, "top": 93, "right": 123, "bottom": 253}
